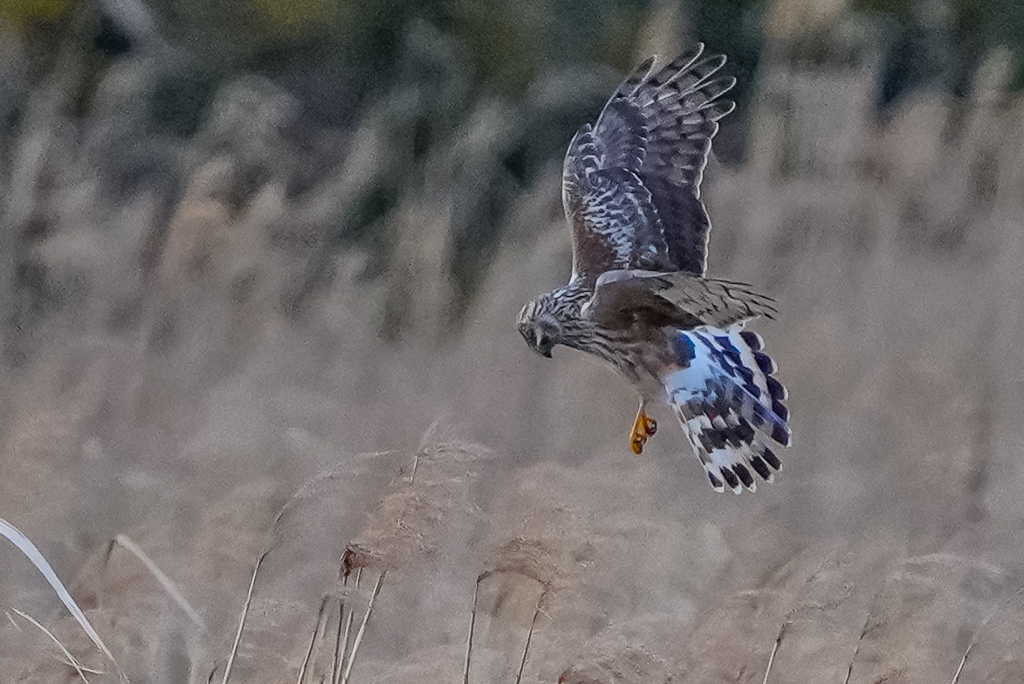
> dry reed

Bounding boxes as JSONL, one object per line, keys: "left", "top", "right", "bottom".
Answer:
{"left": 5, "top": 14, "right": 1024, "bottom": 682}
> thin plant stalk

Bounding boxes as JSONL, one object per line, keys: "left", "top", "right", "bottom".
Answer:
{"left": 463, "top": 576, "right": 482, "bottom": 684}
{"left": 761, "top": 622, "right": 788, "bottom": 684}
{"left": 108, "top": 535, "right": 205, "bottom": 629}
{"left": 221, "top": 550, "right": 269, "bottom": 684}
{"left": 413, "top": 419, "right": 443, "bottom": 486}
{"left": 514, "top": 599, "right": 542, "bottom": 684}
{"left": 950, "top": 584, "right": 1024, "bottom": 684}
{"left": 844, "top": 613, "right": 871, "bottom": 684}
{"left": 340, "top": 571, "right": 385, "bottom": 684}
{"left": 12, "top": 609, "right": 94, "bottom": 684}
{"left": 950, "top": 647, "right": 971, "bottom": 684}
{"left": 333, "top": 568, "right": 360, "bottom": 684}
{"left": 329, "top": 596, "right": 345, "bottom": 684}
{"left": 338, "top": 607, "right": 356, "bottom": 683}
{"left": 296, "top": 597, "right": 331, "bottom": 684}
{"left": 0, "top": 518, "right": 123, "bottom": 679}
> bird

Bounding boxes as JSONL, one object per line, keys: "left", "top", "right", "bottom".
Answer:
{"left": 516, "top": 45, "right": 791, "bottom": 494}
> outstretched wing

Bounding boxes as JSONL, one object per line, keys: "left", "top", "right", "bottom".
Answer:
{"left": 583, "top": 269, "right": 777, "bottom": 332}
{"left": 563, "top": 44, "right": 736, "bottom": 281}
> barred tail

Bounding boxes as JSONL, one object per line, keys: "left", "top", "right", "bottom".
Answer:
{"left": 664, "top": 325, "right": 791, "bottom": 493}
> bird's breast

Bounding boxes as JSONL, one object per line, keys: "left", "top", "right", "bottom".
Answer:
{"left": 600, "top": 328, "right": 679, "bottom": 402}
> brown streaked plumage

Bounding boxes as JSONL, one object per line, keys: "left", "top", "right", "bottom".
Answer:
{"left": 517, "top": 45, "right": 792, "bottom": 493}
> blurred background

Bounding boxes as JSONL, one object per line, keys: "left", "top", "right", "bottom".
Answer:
{"left": 3, "top": 0, "right": 1024, "bottom": 681}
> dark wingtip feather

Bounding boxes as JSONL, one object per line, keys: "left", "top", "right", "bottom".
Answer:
{"left": 651, "top": 44, "right": 706, "bottom": 88}
{"left": 762, "top": 446, "right": 782, "bottom": 471}
{"left": 772, "top": 424, "right": 792, "bottom": 447}
{"left": 733, "top": 463, "right": 754, "bottom": 489}
{"left": 707, "top": 99, "right": 737, "bottom": 122}
{"left": 749, "top": 456, "right": 772, "bottom": 481}
{"left": 627, "top": 56, "right": 657, "bottom": 90}
{"left": 609, "top": 56, "right": 658, "bottom": 104}
{"left": 699, "top": 76, "right": 737, "bottom": 103}
{"left": 690, "top": 54, "right": 728, "bottom": 84}
{"left": 767, "top": 376, "right": 788, "bottom": 401}
{"left": 754, "top": 352, "right": 778, "bottom": 375}
{"left": 739, "top": 331, "right": 764, "bottom": 351}
{"left": 708, "top": 471, "right": 724, "bottom": 491}
{"left": 720, "top": 466, "right": 740, "bottom": 491}
{"left": 656, "top": 51, "right": 728, "bottom": 97}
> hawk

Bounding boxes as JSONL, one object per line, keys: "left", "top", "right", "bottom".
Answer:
{"left": 516, "top": 45, "right": 791, "bottom": 493}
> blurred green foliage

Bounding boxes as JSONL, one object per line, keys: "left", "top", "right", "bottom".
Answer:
{"left": 5, "top": 0, "right": 1024, "bottom": 323}
{"left": 141, "top": 0, "right": 657, "bottom": 103}
{"left": 10, "top": 0, "right": 1023, "bottom": 121}
{"left": 0, "top": 0, "right": 68, "bottom": 27}
{"left": 6, "top": 0, "right": 1024, "bottom": 96}
{"left": 854, "top": 0, "right": 1024, "bottom": 91}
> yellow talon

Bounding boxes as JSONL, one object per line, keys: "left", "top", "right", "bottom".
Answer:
{"left": 644, "top": 414, "right": 657, "bottom": 437}
{"left": 629, "top": 407, "right": 657, "bottom": 454}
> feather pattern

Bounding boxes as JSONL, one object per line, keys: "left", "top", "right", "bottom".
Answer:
{"left": 517, "top": 46, "right": 792, "bottom": 494}
{"left": 664, "top": 326, "right": 790, "bottom": 493}
{"left": 563, "top": 44, "right": 736, "bottom": 279}
{"left": 586, "top": 269, "right": 777, "bottom": 330}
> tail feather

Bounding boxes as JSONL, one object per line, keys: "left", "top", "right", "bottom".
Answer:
{"left": 664, "top": 324, "right": 791, "bottom": 493}
{"left": 739, "top": 330, "right": 764, "bottom": 350}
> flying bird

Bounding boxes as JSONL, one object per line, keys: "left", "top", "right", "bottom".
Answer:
{"left": 516, "top": 45, "right": 791, "bottom": 493}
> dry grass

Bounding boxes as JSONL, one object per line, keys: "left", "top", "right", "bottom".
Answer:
{"left": 10, "top": 609, "right": 97, "bottom": 684}
{"left": 0, "top": 518, "right": 122, "bottom": 679}
{"left": 4, "top": 17, "right": 1024, "bottom": 684}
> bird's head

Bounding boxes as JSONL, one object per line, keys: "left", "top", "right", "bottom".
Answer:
{"left": 517, "top": 296, "right": 562, "bottom": 359}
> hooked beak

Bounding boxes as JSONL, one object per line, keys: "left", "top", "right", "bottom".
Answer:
{"left": 534, "top": 331, "right": 553, "bottom": 358}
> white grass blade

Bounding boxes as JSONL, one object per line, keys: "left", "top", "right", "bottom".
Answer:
{"left": 111, "top": 535, "right": 205, "bottom": 629}
{"left": 0, "top": 517, "right": 122, "bottom": 675}
{"left": 12, "top": 608, "right": 94, "bottom": 684}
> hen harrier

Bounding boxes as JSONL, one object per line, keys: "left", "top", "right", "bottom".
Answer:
{"left": 516, "top": 45, "right": 791, "bottom": 493}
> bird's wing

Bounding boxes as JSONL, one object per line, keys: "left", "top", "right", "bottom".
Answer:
{"left": 563, "top": 45, "right": 735, "bottom": 281}
{"left": 583, "top": 269, "right": 777, "bottom": 331}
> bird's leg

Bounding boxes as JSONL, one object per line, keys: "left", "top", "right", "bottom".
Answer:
{"left": 629, "top": 398, "right": 658, "bottom": 454}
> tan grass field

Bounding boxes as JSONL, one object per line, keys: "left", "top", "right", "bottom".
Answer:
{"left": 3, "top": 20, "right": 1024, "bottom": 683}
